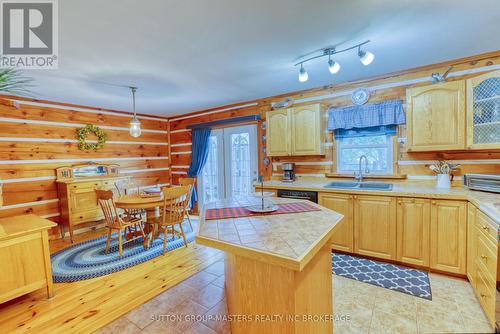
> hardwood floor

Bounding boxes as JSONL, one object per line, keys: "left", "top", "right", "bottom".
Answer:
{"left": 0, "top": 226, "right": 224, "bottom": 334}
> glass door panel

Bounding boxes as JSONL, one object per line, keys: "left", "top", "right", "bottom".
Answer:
{"left": 199, "top": 125, "right": 258, "bottom": 205}
{"left": 200, "top": 129, "right": 224, "bottom": 203}
{"left": 224, "top": 125, "right": 258, "bottom": 198}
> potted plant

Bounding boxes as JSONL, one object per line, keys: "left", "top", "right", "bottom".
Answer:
{"left": 0, "top": 68, "right": 33, "bottom": 95}
{"left": 428, "top": 161, "right": 460, "bottom": 189}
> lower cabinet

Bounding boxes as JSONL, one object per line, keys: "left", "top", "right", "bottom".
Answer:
{"left": 354, "top": 195, "right": 397, "bottom": 260}
{"left": 396, "top": 198, "right": 431, "bottom": 267}
{"left": 318, "top": 192, "right": 468, "bottom": 276}
{"left": 468, "top": 208, "right": 498, "bottom": 326}
{"left": 318, "top": 193, "right": 354, "bottom": 253}
{"left": 429, "top": 200, "right": 467, "bottom": 275}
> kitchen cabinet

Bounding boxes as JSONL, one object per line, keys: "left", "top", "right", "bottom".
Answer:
{"left": 318, "top": 193, "right": 354, "bottom": 252}
{"left": 396, "top": 198, "right": 430, "bottom": 267}
{"left": 406, "top": 81, "right": 466, "bottom": 151}
{"left": 0, "top": 215, "right": 56, "bottom": 304}
{"left": 266, "top": 104, "right": 325, "bottom": 157}
{"left": 470, "top": 209, "right": 498, "bottom": 326}
{"left": 266, "top": 109, "right": 290, "bottom": 156}
{"left": 429, "top": 200, "right": 467, "bottom": 274}
{"left": 466, "top": 69, "right": 500, "bottom": 149}
{"left": 354, "top": 195, "right": 397, "bottom": 260}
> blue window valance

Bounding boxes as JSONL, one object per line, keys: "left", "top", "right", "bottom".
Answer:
{"left": 327, "top": 99, "right": 405, "bottom": 131}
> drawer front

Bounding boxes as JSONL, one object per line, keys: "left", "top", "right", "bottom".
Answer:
{"left": 475, "top": 227, "right": 497, "bottom": 281}
{"left": 71, "top": 209, "right": 104, "bottom": 224}
{"left": 69, "top": 181, "right": 102, "bottom": 190}
{"left": 70, "top": 189, "right": 100, "bottom": 213}
{"left": 475, "top": 260, "right": 496, "bottom": 326}
{"left": 476, "top": 211, "right": 497, "bottom": 244}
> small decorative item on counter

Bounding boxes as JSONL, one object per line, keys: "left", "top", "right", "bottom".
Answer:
{"left": 247, "top": 176, "right": 278, "bottom": 213}
{"left": 428, "top": 161, "right": 460, "bottom": 189}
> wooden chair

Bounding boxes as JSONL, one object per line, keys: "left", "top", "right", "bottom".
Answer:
{"left": 178, "top": 177, "right": 196, "bottom": 231}
{"left": 157, "top": 185, "right": 191, "bottom": 255}
{"left": 96, "top": 189, "right": 147, "bottom": 258}
{"left": 115, "top": 179, "right": 145, "bottom": 220}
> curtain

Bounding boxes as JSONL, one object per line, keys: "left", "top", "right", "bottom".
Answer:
{"left": 328, "top": 99, "right": 405, "bottom": 131}
{"left": 187, "top": 128, "right": 212, "bottom": 206}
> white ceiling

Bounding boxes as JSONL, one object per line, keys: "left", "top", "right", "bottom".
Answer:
{"left": 18, "top": 0, "right": 500, "bottom": 116}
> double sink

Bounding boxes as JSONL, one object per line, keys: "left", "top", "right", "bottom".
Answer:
{"left": 324, "top": 181, "right": 393, "bottom": 191}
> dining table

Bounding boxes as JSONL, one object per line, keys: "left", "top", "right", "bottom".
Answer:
{"left": 114, "top": 193, "right": 165, "bottom": 246}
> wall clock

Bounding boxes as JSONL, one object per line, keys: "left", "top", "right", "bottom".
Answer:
{"left": 351, "top": 88, "right": 370, "bottom": 105}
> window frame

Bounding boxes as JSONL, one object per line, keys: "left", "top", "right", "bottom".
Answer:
{"left": 335, "top": 134, "right": 396, "bottom": 175}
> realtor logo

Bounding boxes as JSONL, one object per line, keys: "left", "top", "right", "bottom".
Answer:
{"left": 0, "top": 0, "right": 58, "bottom": 69}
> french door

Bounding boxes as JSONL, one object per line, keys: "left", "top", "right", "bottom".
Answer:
{"left": 199, "top": 125, "right": 258, "bottom": 204}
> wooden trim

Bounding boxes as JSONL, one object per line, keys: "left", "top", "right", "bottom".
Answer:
{"left": 169, "top": 102, "right": 259, "bottom": 121}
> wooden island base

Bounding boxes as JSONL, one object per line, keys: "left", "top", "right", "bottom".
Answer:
{"left": 224, "top": 242, "right": 333, "bottom": 334}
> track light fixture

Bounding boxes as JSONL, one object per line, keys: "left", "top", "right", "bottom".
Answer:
{"left": 298, "top": 63, "right": 308, "bottom": 82}
{"left": 295, "top": 40, "right": 374, "bottom": 82}
{"left": 358, "top": 46, "right": 375, "bottom": 66}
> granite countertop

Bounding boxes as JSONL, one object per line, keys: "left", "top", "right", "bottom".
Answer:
{"left": 257, "top": 180, "right": 500, "bottom": 226}
{"left": 195, "top": 197, "right": 343, "bottom": 271}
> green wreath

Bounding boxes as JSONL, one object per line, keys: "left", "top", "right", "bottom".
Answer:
{"left": 77, "top": 124, "right": 107, "bottom": 150}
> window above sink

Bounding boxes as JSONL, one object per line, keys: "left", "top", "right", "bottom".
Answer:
{"left": 336, "top": 134, "right": 394, "bottom": 175}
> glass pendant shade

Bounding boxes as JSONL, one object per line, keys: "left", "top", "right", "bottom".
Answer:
{"left": 298, "top": 65, "right": 308, "bottom": 82}
{"left": 328, "top": 59, "right": 341, "bottom": 74}
{"left": 129, "top": 117, "right": 141, "bottom": 138}
{"left": 128, "top": 86, "right": 141, "bottom": 138}
{"left": 358, "top": 49, "right": 375, "bottom": 66}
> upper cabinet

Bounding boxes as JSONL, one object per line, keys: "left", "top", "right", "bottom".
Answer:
{"left": 266, "top": 109, "right": 290, "bottom": 156}
{"left": 406, "top": 81, "right": 466, "bottom": 151}
{"left": 466, "top": 69, "right": 500, "bottom": 149}
{"left": 266, "top": 104, "right": 325, "bottom": 156}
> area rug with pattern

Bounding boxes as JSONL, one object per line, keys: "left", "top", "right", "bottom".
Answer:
{"left": 331, "top": 253, "right": 432, "bottom": 300}
{"left": 51, "top": 220, "right": 195, "bottom": 283}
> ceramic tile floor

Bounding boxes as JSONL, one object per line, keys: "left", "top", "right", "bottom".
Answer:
{"left": 96, "top": 259, "right": 493, "bottom": 334}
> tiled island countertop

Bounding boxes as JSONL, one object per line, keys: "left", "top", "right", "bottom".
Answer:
{"left": 195, "top": 197, "right": 343, "bottom": 333}
{"left": 257, "top": 180, "right": 500, "bottom": 226}
{"left": 196, "top": 196, "right": 343, "bottom": 271}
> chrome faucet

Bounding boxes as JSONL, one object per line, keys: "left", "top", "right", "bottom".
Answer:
{"left": 355, "top": 155, "right": 370, "bottom": 182}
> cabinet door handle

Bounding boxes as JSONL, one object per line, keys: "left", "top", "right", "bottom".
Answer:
{"left": 431, "top": 201, "right": 436, "bottom": 205}
{"left": 481, "top": 254, "right": 488, "bottom": 260}
{"left": 481, "top": 293, "right": 487, "bottom": 298}
{"left": 482, "top": 225, "right": 490, "bottom": 231}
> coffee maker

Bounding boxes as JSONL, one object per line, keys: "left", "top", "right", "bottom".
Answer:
{"left": 282, "top": 163, "right": 296, "bottom": 182}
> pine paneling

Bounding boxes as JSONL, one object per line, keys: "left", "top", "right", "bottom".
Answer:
{"left": 0, "top": 98, "right": 170, "bottom": 237}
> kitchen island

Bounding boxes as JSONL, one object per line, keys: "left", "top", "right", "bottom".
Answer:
{"left": 196, "top": 197, "right": 343, "bottom": 334}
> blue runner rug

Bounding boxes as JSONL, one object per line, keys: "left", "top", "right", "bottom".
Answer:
{"left": 51, "top": 220, "right": 195, "bottom": 283}
{"left": 332, "top": 253, "right": 432, "bottom": 300}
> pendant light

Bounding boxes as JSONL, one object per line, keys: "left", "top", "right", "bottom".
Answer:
{"left": 129, "top": 86, "right": 141, "bottom": 138}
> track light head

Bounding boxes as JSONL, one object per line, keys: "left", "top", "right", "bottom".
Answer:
{"left": 328, "top": 59, "right": 340, "bottom": 74}
{"left": 358, "top": 47, "right": 375, "bottom": 66}
{"left": 298, "top": 64, "right": 308, "bottom": 82}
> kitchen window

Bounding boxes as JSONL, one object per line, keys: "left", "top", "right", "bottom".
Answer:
{"left": 336, "top": 132, "right": 394, "bottom": 175}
